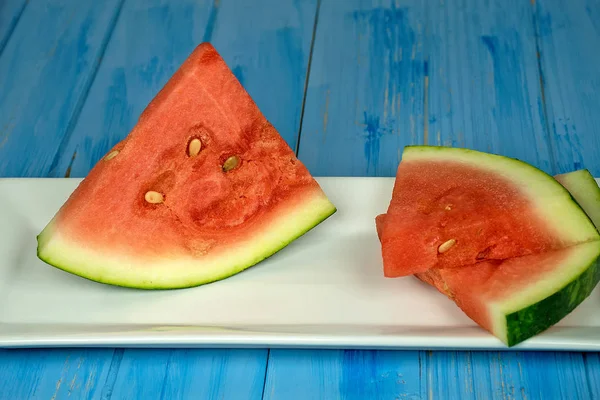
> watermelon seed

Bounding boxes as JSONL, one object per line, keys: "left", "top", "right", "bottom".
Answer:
{"left": 105, "top": 150, "right": 119, "bottom": 160}
{"left": 223, "top": 155, "right": 240, "bottom": 172}
{"left": 188, "top": 138, "right": 202, "bottom": 157}
{"left": 438, "top": 239, "right": 456, "bottom": 253}
{"left": 445, "top": 204, "right": 452, "bottom": 210}
{"left": 145, "top": 191, "right": 164, "bottom": 204}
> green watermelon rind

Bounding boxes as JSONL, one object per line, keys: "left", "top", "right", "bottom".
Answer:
{"left": 503, "top": 244, "right": 600, "bottom": 346}
{"left": 488, "top": 169, "right": 600, "bottom": 347}
{"left": 36, "top": 194, "right": 336, "bottom": 290}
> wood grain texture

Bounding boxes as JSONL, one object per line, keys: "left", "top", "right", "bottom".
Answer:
{"left": 426, "top": 351, "right": 597, "bottom": 399}
{"left": 297, "top": 0, "right": 427, "bottom": 177}
{"left": 517, "top": 351, "right": 593, "bottom": 399}
{"left": 108, "top": 349, "right": 267, "bottom": 400}
{"left": 0, "top": 0, "right": 125, "bottom": 396}
{"left": 0, "top": 0, "right": 27, "bottom": 56}
{"left": 263, "top": 349, "right": 425, "bottom": 400}
{"left": 584, "top": 352, "right": 600, "bottom": 397}
{"left": 427, "top": 0, "right": 554, "bottom": 174}
{"left": 534, "top": 0, "right": 600, "bottom": 176}
{"left": 0, "top": 0, "right": 124, "bottom": 177}
{"left": 263, "top": 349, "right": 597, "bottom": 399}
{"left": 0, "top": 348, "right": 115, "bottom": 400}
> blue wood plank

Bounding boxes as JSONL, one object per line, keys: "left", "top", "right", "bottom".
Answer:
{"left": 533, "top": 0, "right": 600, "bottom": 176}
{"left": 0, "top": 0, "right": 124, "bottom": 177}
{"left": 427, "top": 351, "right": 593, "bottom": 399}
{"left": 0, "top": 0, "right": 27, "bottom": 56}
{"left": 265, "top": 349, "right": 596, "bottom": 399}
{"left": 0, "top": 348, "right": 115, "bottom": 400}
{"left": 584, "top": 352, "right": 600, "bottom": 397}
{"left": 297, "top": 0, "right": 428, "bottom": 177}
{"left": 0, "top": 1, "right": 125, "bottom": 399}
{"left": 264, "top": 350, "right": 425, "bottom": 400}
{"left": 427, "top": 0, "right": 554, "bottom": 174}
{"left": 108, "top": 349, "right": 267, "bottom": 400}
{"left": 517, "top": 351, "right": 592, "bottom": 399}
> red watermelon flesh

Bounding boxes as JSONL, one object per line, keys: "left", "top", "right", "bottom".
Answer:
{"left": 36, "top": 43, "right": 337, "bottom": 289}
{"left": 377, "top": 146, "right": 600, "bottom": 277}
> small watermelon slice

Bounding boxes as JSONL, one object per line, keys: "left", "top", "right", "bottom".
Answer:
{"left": 376, "top": 145, "right": 600, "bottom": 346}
{"left": 378, "top": 146, "right": 600, "bottom": 277}
{"left": 36, "top": 43, "right": 337, "bottom": 289}
{"left": 415, "top": 170, "right": 600, "bottom": 346}
{"left": 414, "top": 169, "right": 600, "bottom": 346}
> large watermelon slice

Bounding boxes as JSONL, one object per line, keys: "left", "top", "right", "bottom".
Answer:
{"left": 36, "top": 43, "right": 337, "bottom": 289}
{"left": 376, "top": 146, "right": 600, "bottom": 346}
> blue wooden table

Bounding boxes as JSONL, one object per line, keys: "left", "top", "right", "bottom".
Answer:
{"left": 1, "top": 0, "right": 599, "bottom": 398}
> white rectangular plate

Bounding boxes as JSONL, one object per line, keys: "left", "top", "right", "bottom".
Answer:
{"left": 0, "top": 177, "right": 598, "bottom": 351}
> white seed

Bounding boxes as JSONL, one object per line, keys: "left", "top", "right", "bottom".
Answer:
{"left": 438, "top": 239, "right": 456, "bottom": 254}
{"left": 223, "top": 155, "right": 240, "bottom": 172}
{"left": 145, "top": 191, "right": 164, "bottom": 204}
{"left": 188, "top": 138, "right": 202, "bottom": 157}
{"left": 105, "top": 150, "right": 119, "bottom": 160}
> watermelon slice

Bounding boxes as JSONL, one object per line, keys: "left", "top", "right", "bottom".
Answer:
{"left": 36, "top": 43, "right": 337, "bottom": 289}
{"left": 378, "top": 146, "right": 599, "bottom": 277}
{"left": 413, "top": 169, "right": 600, "bottom": 346}
{"left": 376, "top": 146, "right": 600, "bottom": 346}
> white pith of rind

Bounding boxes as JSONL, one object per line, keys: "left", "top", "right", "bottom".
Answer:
{"left": 555, "top": 169, "right": 600, "bottom": 229}
{"left": 488, "top": 240, "right": 600, "bottom": 344}
{"left": 402, "top": 146, "right": 600, "bottom": 245}
{"left": 37, "top": 190, "right": 336, "bottom": 289}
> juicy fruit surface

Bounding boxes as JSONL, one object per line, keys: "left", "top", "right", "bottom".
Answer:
{"left": 378, "top": 149, "right": 599, "bottom": 277}
{"left": 37, "top": 43, "right": 336, "bottom": 289}
{"left": 377, "top": 146, "right": 600, "bottom": 346}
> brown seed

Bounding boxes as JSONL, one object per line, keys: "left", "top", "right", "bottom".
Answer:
{"left": 438, "top": 239, "right": 456, "bottom": 254}
{"left": 105, "top": 150, "right": 119, "bottom": 160}
{"left": 188, "top": 138, "right": 202, "bottom": 157}
{"left": 223, "top": 155, "right": 240, "bottom": 172}
{"left": 145, "top": 191, "right": 164, "bottom": 204}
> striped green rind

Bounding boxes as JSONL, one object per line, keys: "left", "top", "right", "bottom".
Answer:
{"left": 505, "top": 244, "right": 600, "bottom": 346}
{"left": 494, "top": 169, "right": 600, "bottom": 346}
